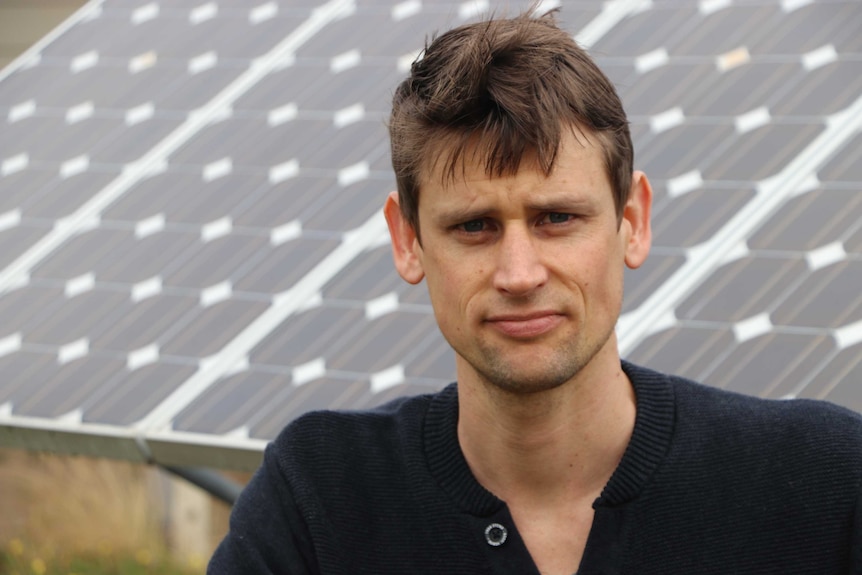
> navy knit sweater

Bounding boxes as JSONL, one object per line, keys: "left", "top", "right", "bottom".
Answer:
{"left": 209, "top": 363, "right": 862, "bottom": 574}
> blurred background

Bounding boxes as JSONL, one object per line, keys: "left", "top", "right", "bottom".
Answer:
{"left": 0, "top": 1, "right": 85, "bottom": 68}
{"left": 1, "top": 3, "right": 225, "bottom": 574}
{"left": 0, "top": 0, "right": 860, "bottom": 573}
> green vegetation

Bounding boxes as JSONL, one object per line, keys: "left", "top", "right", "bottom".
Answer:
{"left": 0, "top": 538, "right": 202, "bottom": 575}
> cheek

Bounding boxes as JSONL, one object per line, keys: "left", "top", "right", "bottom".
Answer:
{"left": 562, "top": 243, "right": 621, "bottom": 300}
{"left": 426, "top": 268, "right": 465, "bottom": 308}
{"left": 438, "top": 271, "right": 482, "bottom": 324}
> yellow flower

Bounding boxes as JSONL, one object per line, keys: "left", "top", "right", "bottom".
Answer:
{"left": 8, "top": 538, "right": 24, "bottom": 556}
{"left": 30, "top": 558, "right": 46, "bottom": 575}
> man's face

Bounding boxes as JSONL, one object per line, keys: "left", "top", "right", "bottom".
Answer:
{"left": 385, "top": 129, "right": 651, "bottom": 394}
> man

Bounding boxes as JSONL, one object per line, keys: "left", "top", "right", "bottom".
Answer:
{"left": 209, "top": 10, "right": 862, "bottom": 574}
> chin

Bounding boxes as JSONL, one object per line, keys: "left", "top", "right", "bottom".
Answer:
{"left": 464, "top": 332, "right": 613, "bottom": 394}
{"left": 475, "top": 358, "right": 586, "bottom": 396}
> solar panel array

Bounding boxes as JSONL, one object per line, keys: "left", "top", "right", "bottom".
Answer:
{"left": 0, "top": 0, "right": 859, "bottom": 470}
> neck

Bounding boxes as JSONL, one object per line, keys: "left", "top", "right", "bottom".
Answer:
{"left": 456, "top": 344, "right": 635, "bottom": 503}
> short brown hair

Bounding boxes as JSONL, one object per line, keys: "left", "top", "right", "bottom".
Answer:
{"left": 388, "top": 10, "right": 632, "bottom": 235}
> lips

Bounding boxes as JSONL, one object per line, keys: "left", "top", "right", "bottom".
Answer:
{"left": 485, "top": 311, "right": 564, "bottom": 339}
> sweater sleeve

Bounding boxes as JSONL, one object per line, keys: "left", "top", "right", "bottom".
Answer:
{"left": 208, "top": 441, "right": 317, "bottom": 575}
{"left": 852, "top": 483, "right": 862, "bottom": 574}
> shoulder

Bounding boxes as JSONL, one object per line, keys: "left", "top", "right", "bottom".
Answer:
{"left": 630, "top": 363, "right": 862, "bottom": 478}
{"left": 673, "top": 371, "right": 862, "bottom": 444}
{"left": 625, "top": 362, "right": 862, "bottom": 470}
{"left": 266, "top": 384, "right": 453, "bottom": 481}
{"left": 278, "top": 385, "right": 444, "bottom": 442}
{"left": 626, "top": 362, "right": 862, "bottom": 435}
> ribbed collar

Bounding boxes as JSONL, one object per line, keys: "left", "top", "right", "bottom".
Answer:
{"left": 422, "top": 361, "right": 676, "bottom": 515}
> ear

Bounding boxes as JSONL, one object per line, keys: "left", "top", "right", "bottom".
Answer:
{"left": 384, "top": 191, "right": 425, "bottom": 284}
{"left": 622, "top": 171, "right": 652, "bottom": 270}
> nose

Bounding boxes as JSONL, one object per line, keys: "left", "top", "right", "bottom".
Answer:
{"left": 492, "top": 226, "right": 548, "bottom": 297}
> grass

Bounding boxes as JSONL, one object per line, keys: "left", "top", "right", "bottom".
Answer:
{"left": 0, "top": 537, "right": 199, "bottom": 574}
{"left": 0, "top": 449, "right": 226, "bottom": 575}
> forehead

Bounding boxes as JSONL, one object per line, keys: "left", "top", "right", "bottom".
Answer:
{"left": 417, "top": 128, "right": 611, "bottom": 207}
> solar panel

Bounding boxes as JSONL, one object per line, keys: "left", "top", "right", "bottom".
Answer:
{"left": 0, "top": 0, "right": 860, "bottom": 471}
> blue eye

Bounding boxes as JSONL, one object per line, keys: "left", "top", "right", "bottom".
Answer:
{"left": 460, "top": 220, "right": 485, "bottom": 232}
{"left": 547, "top": 212, "right": 572, "bottom": 224}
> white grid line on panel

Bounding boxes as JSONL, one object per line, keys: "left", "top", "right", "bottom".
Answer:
{"left": 835, "top": 320, "right": 862, "bottom": 350}
{"left": 458, "top": 0, "right": 489, "bottom": 21}
{"left": 188, "top": 51, "right": 218, "bottom": 75}
{"left": 716, "top": 241, "right": 750, "bottom": 266}
{"left": 576, "top": 0, "right": 653, "bottom": 49}
{"left": 132, "top": 3, "right": 158, "bottom": 25}
{"left": 392, "top": 0, "right": 421, "bottom": 22}
{"left": 129, "top": 51, "right": 158, "bottom": 74}
{"left": 698, "top": 0, "right": 731, "bottom": 16}
{"left": 268, "top": 103, "right": 298, "bottom": 127}
{"left": 0, "top": 0, "right": 356, "bottom": 299}
{"left": 59, "top": 155, "right": 89, "bottom": 178}
{"left": 536, "top": 0, "right": 562, "bottom": 13}
{"left": 131, "top": 276, "right": 162, "bottom": 302}
{"left": 732, "top": 313, "right": 773, "bottom": 343}
{"left": 805, "top": 241, "right": 847, "bottom": 271}
{"left": 223, "top": 425, "right": 250, "bottom": 440}
{"left": 666, "top": 170, "right": 703, "bottom": 197}
{"left": 0, "top": 0, "right": 104, "bottom": 84}
{"left": 781, "top": 0, "right": 814, "bottom": 13}
{"left": 0, "top": 210, "right": 22, "bottom": 232}
{"left": 127, "top": 343, "right": 159, "bottom": 371}
{"left": 0, "top": 154, "right": 28, "bottom": 176}
{"left": 132, "top": 0, "right": 676, "bottom": 437}
{"left": 802, "top": 45, "right": 837, "bottom": 71}
{"left": 334, "top": 103, "right": 365, "bottom": 128}
{"left": 200, "top": 281, "right": 232, "bottom": 307}
{"left": 365, "top": 291, "right": 399, "bottom": 320}
{"left": 135, "top": 213, "right": 166, "bottom": 238}
{"left": 64, "top": 272, "right": 96, "bottom": 298}
{"left": 716, "top": 47, "right": 750, "bottom": 72}
{"left": 190, "top": 2, "right": 218, "bottom": 25}
{"left": 0, "top": 333, "right": 22, "bottom": 358}
{"left": 58, "top": 337, "right": 89, "bottom": 364}
{"left": 250, "top": 3, "right": 278, "bottom": 25}
{"left": 3, "top": 0, "right": 802, "bottom": 466}
{"left": 269, "top": 159, "right": 300, "bottom": 185}
{"left": 330, "top": 49, "right": 361, "bottom": 73}
{"left": 201, "top": 217, "right": 233, "bottom": 242}
{"left": 297, "top": 292, "right": 324, "bottom": 312}
{"left": 57, "top": 409, "right": 84, "bottom": 425}
{"left": 135, "top": 209, "right": 389, "bottom": 433}
{"left": 618, "top": 93, "right": 862, "bottom": 356}
{"left": 398, "top": 50, "right": 421, "bottom": 73}
{"left": 71, "top": 50, "right": 99, "bottom": 73}
{"left": 781, "top": 320, "right": 862, "bottom": 400}
{"left": 125, "top": 102, "right": 155, "bottom": 125}
{"left": 292, "top": 357, "right": 326, "bottom": 386}
{"left": 635, "top": 48, "right": 669, "bottom": 74}
{"left": 66, "top": 101, "right": 95, "bottom": 124}
{"left": 8, "top": 100, "right": 35, "bottom": 123}
{"left": 370, "top": 364, "right": 405, "bottom": 393}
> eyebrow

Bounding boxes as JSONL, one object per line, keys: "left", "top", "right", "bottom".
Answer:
{"left": 527, "top": 197, "right": 596, "bottom": 213}
{"left": 433, "top": 197, "right": 597, "bottom": 226}
{"left": 433, "top": 206, "right": 495, "bottom": 227}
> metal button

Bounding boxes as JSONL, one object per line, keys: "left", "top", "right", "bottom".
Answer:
{"left": 484, "top": 522, "right": 508, "bottom": 546}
